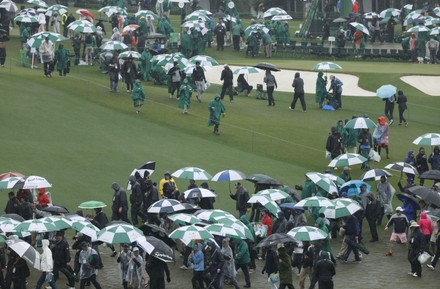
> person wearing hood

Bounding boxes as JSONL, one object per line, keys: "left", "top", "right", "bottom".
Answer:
{"left": 264, "top": 70, "right": 277, "bottom": 107}
{"left": 418, "top": 211, "right": 433, "bottom": 252}
{"left": 130, "top": 79, "right": 145, "bottom": 114}
{"left": 219, "top": 238, "right": 240, "bottom": 289}
{"left": 126, "top": 247, "right": 143, "bottom": 289}
{"left": 145, "top": 250, "right": 171, "bottom": 289}
{"left": 54, "top": 44, "right": 69, "bottom": 76}
{"left": 117, "top": 244, "right": 132, "bottom": 289}
{"left": 159, "top": 171, "right": 178, "bottom": 199}
{"left": 178, "top": 78, "right": 193, "bottom": 114}
{"left": 234, "top": 238, "right": 251, "bottom": 288}
{"left": 93, "top": 208, "right": 118, "bottom": 257}
{"left": 261, "top": 246, "right": 278, "bottom": 287}
{"left": 278, "top": 246, "right": 294, "bottom": 289}
{"left": 314, "top": 251, "right": 335, "bottom": 289}
{"left": 35, "top": 239, "right": 58, "bottom": 289}
{"left": 240, "top": 214, "right": 257, "bottom": 270}
{"left": 190, "top": 242, "right": 205, "bottom": 289}
{"left": 315, "top": 71, "right": 327, "bottom": 108}
{"left": 416, "top": 147, "right": 429, "bottom": 185}
{"left": 398, "top": 184, "right": 417, "bottom": 223}
{"left": 111, "top": 27, "right": 122, "bottom": 41}
{"left": 79, "top": 242, "right": 102, "bottom": 289}
{"left": 328, "top": 75, "right": 343, "bottom": 109}
{"left": 404, "top": 150, "right": 416, "bottom": 167}
{"left": 358, "top": 128, "right": 372, "bottom": 170}
{"left": 122, "top": 58, "right": 138, "bottom": 93}
{"left": 208, "top": 94, "right": 226, "bottom": 135}
{"left": 373, "top": 116, "right": 390, "bottom": 158}
{"left": 39, "top": 37, "right": 55, "bottom": 77}
{"left": 205, "top": 241, "right": 224, "bottom": 289}
{"left": 428, "top": 146, "right": 440, "bottom": 170}
{"left": 326, "top": 126, "right": 342, "bottom": 160}
{"left": 111, "top": 182, "right": 129, "bottom": 222}
{"left": 427, "top": 219, "right": 440, "bottom": 271}
{"left": 408, "top": 221, "right": 423, "bottom": 277}
{"left": 142, "top": 179, "right": 159, "bottom": 220}
{"left": 129, "top": 175, "right": 143, "bottom": 225}
{"left": 396, "top": 90, "right": 408, "bottom": 126}
{"left": 377, "top": 175, "right": 393, "bottom": 225}
{"left": 341, "top": 214, "right": 361, "bottom": 263}
{"left": 139, "top": 46, "right": 152, "bottom": 81}
{"left": 220, "top": 65, "right": 234, "bottom": 102}
{"left": 290, "top": 72, "right": 306, "bottom": 112}
{"left": 273, "top": 211, "right": 288, "bottom": 234}
{"left": 52, "top": 232, "right": 76, "bottom": 289}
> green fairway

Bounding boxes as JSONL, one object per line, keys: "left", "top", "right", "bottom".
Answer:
{"left": 1, "top": 8, "right": 439, "bottom": 214}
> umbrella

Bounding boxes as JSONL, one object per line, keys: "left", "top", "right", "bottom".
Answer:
{"left": 324, "top": 173, "right": 345, "bottom": 186}
{"left": 118, "top": 51, "right": 142, "bottom": 59}
{"left": 45, "top": 4, "right": 68, "bottom": 16}
{"left": 333, "top": 17, "right": 347, "bottom": 23}
{"left": 408, "top": 186, "right": 440, "bottom": 207}
{"left": 27, "top": 0, "right": 47, "bottom": 7}
{"left": 212, "top": 11, "right": 227, "bottom": 18}
{"left": 263, "top": 7, "right": 287, "bottom": 18}
{"left": 171, "top": 167, "right": 212, "bottom": 180}
{"left": 169, "top": 225, "right": 214, "bottom": 245}
{"left": 76, "top": 9, "right": 95, "bottom": 19}
{"left": 97, "top": 224, "right": 144, "bottom": 244}
{"left": 363, "top": 12, "right": 379, "bottom": 19}
{"left": 0, "top": 177, "right": 22, "bottom": 190}
{"left": 2, "top": 214, "right": 25, "bottom": 222}
{"left": 135, "top": 10, "right": 158, "bottom": 20}
{"left": 404, "top": 10, "right": 424, "bottom": 26}
{"left": 233, "top": 66, "right": 261, "bottom": 75}
{"left": 0, "top": 217, "right": 21, "bottom": 233}
{"left": 189, "top": 55, "right": 220, "bottom": 67}
{"left": 41, "top": 204, "right": 69, "bottom": 214}
{"left": 255, "top": 189, "right": 290, "bottom": 201}
{"left": 205, "top": 224, "right": 245, "bottom": 239}
{"left": 127, "top": 161, "right": 156, "bottom": 190}
{"left": 122, "top": 24, "right": 140, "bottom": 34}
{"left": 14, "top": 14, "right": 38, "bottom": 23}
{"left": 65, "top": 214, "right": 89, "bottom": 223}
{"left": 296, "top": 196, "right": 334, "bottom": 208}
{"left": 195, "top": 209, "right": 236, "bottom": 222}
{"left": 430, "top": 27, "right": 440, "bottom": 35}
{"left": 385, "top": 162, "right": 418, "bottom": 175}
{"left": 396, "top": 193, "right": 420, "bottom": 210}
{"left": 404, "top": 4, "right": 413, "bottom": 10}
{"left": 183, "top": 188, "right": 217, "bottom": 199}
{"left": 181, "top": 20, "right": 208, "bottom": 34}
{"left": 41, "top": 216, "right": 72, "bottom": 230}
{"left": 136, "top": 236, "right": 175, "bottom": 262}
{"left": 272, "top": 14, "right": 293, "bottom": 21}
{"left": 344, "top": 117, "right": 377, "bottom": 129}
{"left": 407, "top": 26, "right": 430, "bottom": 33}
{"left": 339, "top": 180, "right": 371, "bottom": 197}
{"left": 156, "top": 53, "right": 190, "bottom": 70}
{"left": 434, "top": 7, "right": 440, "bottom": 17}
{"left": 413, "top": 133, "right": 440, "bottom": 146}
{"left": 279, "top": 203, "right": 304, "bottom": 211}
{"left": 245, "top": 173, "right": 283, "bottom": 186}
{"left": 376, "top": 84, "right": 397, "bottom": 99}
{"left": 244, "top": 24, "right": 270, "bottom": 37}
{"left": 305, "top": 172, "right": 339, "bottom": 194}
{"left": 379, "top": 8, "right": 401, "bottom": 19}
{"left": 215, "top": 217, "right": 254, "bottom": 241}
{"left": 319, "top": 198, "right": 362, "bottom": 219}
{"left": 100, "top": 40, "right": 128, "bottom": 50}
{"left": 360, "top": 169, "right": 393, "bottom": 182}
{"left": 247, "top": 195, "right": 281, "bottom": 216}
{"left": 78, "top": 201, "right": 107, "bottom": 209}
{"left": 287, "top": 226, "right": 328, "bottom": 241}
{"left": 67, "top": 20, "right": 97, "bottom": 33}
{"left": 14, "top": 219, "right": 58, "bottom": 233}
{"left": 0, "top": 0, "right": 18, "bottom": 12}
{"left": 167, "top": 213, "right": 201, "bottom": 225}
{"left": 328, "top": 153, "right": 368, "bottom": 168}
{"left": 313, "top": 62, "right": 342, "bottom": 71}
{"left": 0, "top": 172, "right": 25, "bottom": 181}
{"left": 211, "top": 169, "right": 246, "bottom": 182}
{"left": 12, "top": 175, "right": 52, "bottom": 190}
{"left": 147, "top": 199, "right": 190, "bottom": 214}
{"left": 256, "top": 233, "right": 296, "bottom": 248}
{"left": 349, "top": 22, "right": 370, "bottom": 35}
{"left": 6, "top": 238, "right": 41, "bottom": 270}
{"left": 420, "top": 170, "right": 440, "bottom": 181}
{"left": 185, "top": 11, "right": 211, "bottom": 22}
{"left": 71, "top": 221, "right": 99, "bottom": 241}
{"left": 98, "top": 6, "right": 128, "bottom": 17}
{"left": 27, "top": 31, "right": 67, "bottom": 48}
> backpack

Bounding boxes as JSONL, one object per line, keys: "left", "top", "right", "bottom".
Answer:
{"left": 85, "top": 34, "right": 93, "bottom": 44}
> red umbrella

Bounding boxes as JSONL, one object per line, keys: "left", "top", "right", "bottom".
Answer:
{"left": 76, "top": 9, "right": 95, "bottom": 20}
{"left": 0, "top": 172, "right": 25, "bottom": 181}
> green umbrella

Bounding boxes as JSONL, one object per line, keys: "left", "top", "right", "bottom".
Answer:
{"left": 100, "top": 41, "right": 128, "bottom": 51}
{"left": 171, "top": 166, "right": 212, "bottom": 180}
{"left": 263, "top": 7, "right": 287, "bottom": 18}
{"left": 97, "top": 224, "right": 144, "bottom": 244}
{"left": 244, "top": 24, "right": 269, "bottom": 37}
{"left": 134, "top": 10, "right": 158, "bottom": 20}
{"left": 14, "top": 219, "right": 58, "bottom": 233}
{"left": 196, "top": 209, "right": 236, "bottom": 222}
{"left": 255, "top": 189, "right": 290, "bottom": 201}
{"left": 205, "top": 224, "right": 245, "bottom": 239}
{"left": 287, "top": 226, "right": 328, "bottom": 241}
{"left": 313, "top": 62, "right": 342, "bottom": 71}
{"left": 412, "top": 133, "right": 440, "bottom": 146}
{"left": 328, "top": 153, "right": 368, "bottom": 168}
{"left": 78, "top": 201, "right": 107, "bottom": 209}
{"left": 233, "top": 66, "right": 261, "bottom": 75}
{"left": 167, "top": 213, "right": 201, "bottom": 225}
{"left": 67, "top": 20, "right": 97, "bottom": 34}
{"left": 407, "top": 26, "right": 430, "bottom": 33}
{"left": 27, "top": 32, "right": 67, "bottom": 48}
{"left": 296, "top": 196, "right": 334, "bottom": 208}
{"left": 319, "top": 198, "right": 362, "bottom": 219}
{"left": 169, "top": 225, "right": 214, "bottom": 245}
{"left": 247, "top": 195, "right": 280, "bottom": 216}
{"left": 349, "top": 22, "right": 370, "bottom": 35}
{"left": 305, "top": 172, "right": 339, "bottom": 194}
{"left": 71, "top": 221, "right": 99, "bottom": 241}
{"left": 119, "top": 51, "right": 142, "bottom": 59}
{"left": 14, "top": 14, "right": 38, "bottom": 23}
{"left": 0, "top": 217, "right": 21, "bottom": 233}
{"left": 45, "top": 4, "right": 68, "bottom": 16}
{"left": 0, "top": 177, "right": 22, "bottom": 190}
{"left": 41, "top": 216, "right": 72, "bottom": 230}
{"left": 98, "top": 6, "right": 128, "bottom": 17}
{"left": 189, "top": 55, "right": 220, "bottom": 67}
{"left": 344, "top": 117, "right": 377, "bottom": 129}
{"left": 216, "top": 217, "right": 254, "bottom": 241}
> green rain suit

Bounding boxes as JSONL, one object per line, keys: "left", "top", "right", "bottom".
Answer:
{"left": 54, "top": 44, "right": 69, "bottom": 75}
{"left": 315, "top": 71, "right": 327, "bottom": 106}
{"left": 208, "top": 95, "right": 226, "bottom": 129}
{"left": 140, "top": 48, "right": 152, "bottom": 81}
{"left": 131, "top": 80, "right": 146, "bottom": 109}
{"left": 178, "top": 79, "right": 193, "bottom": 110}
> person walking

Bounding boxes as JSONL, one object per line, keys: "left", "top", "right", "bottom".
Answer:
{"left": 396, "top": 90, "right": 408, "bottom": 126}
{"left": 178, "top": 78, "right": 193, "bottom": 114}
{"left": 373, "top": 116, "right": 390, "bottom": 159}
{"left": 128, "top": 175, "right": 143, "bottom": 225}
{"left": 427, "top": 219, "right": 440, "bottom": 271}
{"left": 111, "top": 182, "right": 129, "bottom": 222}
{"left": 384, "top": 95, "right": 395, "bottom": 125}
{"left": 39, "top": 37, "right": 54, "bottom": 77}
{"left": 416, "top": 147, "right": 429, "bottom": 185}
{"left": 192, "top": 61, "right": 206, "bottom": 102}
{"left": 278, "top": 246, "right": 294, "bottom": 289}
{"left": 326, "top": 127, "right": 342, "bottom": 160}
{"left": 385, "top": 206, "right": 409, "bottom": 256}
{"left": 408, "top": 221, "right": 423, "bottom": 277}
{"left": 51, "top": 232, "right": 76, "bottom": 289}
{"left": 341, "top": 215, "right": 361, "bottom": 263}
{"left": 418, "top": 211, "right": 433, "bottom": 252}
{"left": 122, "top": 57, "right": 137, "bottom": 92}
{"left": 189, "top": 242, "right": 205, "bottom": 289}
{"left": 328, "top": 75, "right": 343, "bottom": 109}
{"left": 234, "top": 238, "right": 251, "bottom": 288}
{"left": 79, "top": 242, "right": 103, "bottom": 289}
{"left": 117, "top": 244, "right": 132, "bottom": 289}
{"left": 364, "top": 187, "right": 380, "bottom": 242}
{"left": 220, "top": 65, "right": 234, "bottom": 102}
{"left": 264, "top": 70, "right": 277, "bottom": 106}
{"left": 377, "top": 175, "right": 393, "bottom": 225}
{"left": 35, "top": 239, "right": 58, "bottom": 289}
{"left": 219, "top": 238, "right": 240, "bottom": 289}
{"left": 428, "top": 146, "right": 440, "bottom": 170}
{"left": 214, "top": 19, "right": 226, "bottom": 51}
{"left": 314, "top": 252, "right": 335, "bottom": 289}
{"left": 108, "top": 54, "right": 119, "bottom": 92}
{"left": 229, "top": 182, "right": 250, "bottom": 217}
{"left": 126, "top": 247, "right": 143, "bottom": 289}
{"left": 130, "top": 79, "right": 145, "bottom": 114}
{"left": 298, "top": 242, "right": 314, "bottom": 289}
{"left": 54, "top": 44, "right": 69, "bottom": 76}
{"left": 290, "top": 72, "right": 306, "bottom": 112}
{"left": 167, "top": 61, "right": 182, "bottom": 98}
{"left": 145, "top": 251, "right": 171, "bottom": 289}
{"left": 358, "top": 128, "right": 372, "bottom": 170}
{"left": 208, "top": 94, "right": 226, "bottom": 135}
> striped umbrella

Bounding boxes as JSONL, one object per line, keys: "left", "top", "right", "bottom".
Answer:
{"left": 244, "top": 24, "right": 270, "bottom": 37}
{"left": 71, "top": 221, "right": 99, "bottom": 241}
{"left": 205, "top": 223, "right": 246, "bottom": 239}
{"left": 167, "top": 213, "right": 201, "bottom": 225}
{"left": 328, "top": 153, "right": 368, "bottom": 168}
{"left": 41, "top": 216, "right": 72, "bottom": 230}
{"left": 118, "top": 51, "right": 142, "bottom": 59}
{"left": 0, "top": 172, "right": 25, "bottom": 181}
{"left": 319, "top": 198, "right": 362, "bottom": 219}
{"left": 233, "top": 66, "right": 261, "bottom": 75}
{"left": 263, "top": 7, "right": 287, "bottom": 18}
{"left": 6, "top": 238, "right": 41, "bottom": 270}
{"left": 211, "top": 169, "right": 246, "bottom": 182}
{"left": 189, "top": 55, "right": 220, "bottom": 67}
{"left": 45, "top": 4, "right": 68, "bottom": 16}
{"left": 0, "top": 217, "right": 20, "bottom": 233}
{"left": 404, "top": 10, "right": 424, "bottom": 26}
{"left": 287, "top": 226, "right": 328, "bottom": 241}
{"left": 135, "top": 10, "right": 158, "bottom": 20}
{"left": 136, "top": 236, "right": 175, "bottom": 262}
{"left": 344, "top": 117, "right": 377, "bottom": 129}
{"left": 216, "top": 217, "right": 254, "bottom": 241}
{"left": 379, "top": 8, "right": 401, "bottom": 19}
{"left": 255, "top": 189, "right": 290, "bottom": 201}
{"left": 0, "top": 177, "right": 22, "bottom": 190}
{"left": 67, "top": 20, "right": 97, "bottom": 33}
{"left": 27, "top": 31, "right": 67, "bottom": 48}
{"left": 13, "top": 175, "right": 52, "bottom": 190}
{"left": 196, "top": 209, "right": 236, "bottom": 222}
{"left": 363, "top": 12, "right": 379, "bottom": 19}
{"left": 312, "top": 61, "right": 342, "bottom": 71}
{"left": 183, "top": 188, "right": 217, "bottom": 199}
{"left": 14, "top": 14, "right": 38, "bottom": 23}
{"left": 413, "top": 133, "right": 440, "bottom": 146}
{"left": 385, "top": 162, "right": 418, "bottom": 175}
{"left": 360, "top": 169, "right": 393, "bottom": 182}
{"left": 296, "top": 196, "right": 334, "bottom": 208}
{"left": 156, "top": 53, "right": 190, "bottom": 70}
{"left": 324, "top": 173, "right": 345, "bottom": 186}
{"left": 169, "top": 225, "right": 214, "bottom": 245}
{"left": 430, "top": 27, "right": 440, "bottom": 35}
{"left": 247, "top": 195, "right": 281, "bottom": 216}
{"left": 14, "top": 219, "right": 58, "bottom": 233}
{"left": 185, "top": 11, "right": 211, "bottom": 22}
{"left": 305, "top": 172, "right": 339, "bottom": 194}
{"left": 27, "top": 0, "right": 47, "bottom": 8}
{"left": 147, "top": 199, "right": 189, "bottom": 214}
{"left": 349, "top": 22, "right": 370, "bottom": 35}
{"left": 407, "top": 26, "right": 430, "bottom": 33}
{"left": 98, "top": 6, "right": 128, "bottom": 17}
{"left": 100, "top": 41, "right": 128, "bottom": 51}
{"left": 172, "top": 167, "right": 212, "bottom": 180}
{"left": 97, "top": 224, "right": 144, "bottom": 244}
{"left": 122, "top": 24, "right": 140, "bottom": 34}
{"left": 0, "top": 0, "right": 18, "bottom": 12}
{"left": 272, "top": 14, "right": 293, "bottom": 21}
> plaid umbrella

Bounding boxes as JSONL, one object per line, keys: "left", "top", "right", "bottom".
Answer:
{"left": 27, "top": 0, "right": 47, "bottom": 8}
{"left": 100, "top": 41, "right": 128, "bottom": 50}
{"left": 135, "top": 10, "right": 158, "bottom": 20}
{"left": 14, "top": 219, "right": 58, "bottom": 233}
{"left": 255, "top": 189, "right": 290, "bottom": 201}
{"left": 0, "top": 217, "right": 20, "bottom": 233}
{"left": 205, "top": 224, "right": 245, "bottom": 239}
{"left": 287, "top": 226, "right": 328, "bottom": 241}
{"left": 296, "top": 196, "right": 334, "bottom": 208}
{"left": 233, "top": 66, "right": 261, "bottom": 75}
{"left": 27, "top": 32, "right": 67, "bottom": 48}
{"left": 349, "top": 22, "right": 370, "bottom": 35}
{"left": 183, "top": 188, "right": 217, "bottom": 199}
{"left": 407, "top": 25, "right": 430, "bottom": 33}
{"left": 169, "top": 225, "right": 214, "bottom": 245}
{"left": 6, "top": 238, "right": 41, "bottom": 270}
{"left": 97, "top": 224, "right": 144, "bottom": 244}
{"left": 196, "top": 209, "right": 236, "bottom": 222}
{"left": 319, "top": 198, "right": 362, "bottom": 219}
{"left": 255, "top": 233, "right": 296, "bottom": 248}
{"left": 413, "top": 133, "right": 440, "bottom": 146}
{"left": 379, "top": 8, "right": 401, "bottom": 19}
{"left": 216, "top": 217, "right": 254, "bottom": 241}
{"left": 376, "top": 84, "right": 397, "bottom": 99}
{"left": 14, "top": 14, "right": 38, "bottom": 23}
{"left": 67, "top": 20, "right": 97, "bottom": 33}
{"left": 344, "top": 117, "right": 377, "bottom": 129}
{"left": 385, "top": 162, "right": 418, "bottom": 175}
{"left": 78, "top": 201, "right": 107, "bottom": 209}
{"left": 167, "top": 213, "right": 201, "bottom": 225}
{"left": 328, "top": 153, "right": 368, "bottom": 168}
{"left": 136, "top": 236, "right": 175, "bottom": 262}
{"left": 305, "top": 172, "right": 339, "bottom": 194}
{"left": 247, "top": 195, "right": 281, "bottom": 216}
{"left": 147, "top": 199, "right": 188, "bottom": 214}
{"left": 313, "top": 62, "right": 342, "bottom": 71}
{"left": 244, "top": 24, "right": 270, "bottom": 37}
{"left": 211, "top": 169, "right": 246, "bottom": 182}
{"left": 171, "top": 167, "right": 212, "bottom": 180}
{"left": 98, "top": 6, "right": 128, "bottom": 17}
{"left": 0, "top": 177, "right": 22, "bottom": 190}
{"left": 263, "top": 7, "right": 287, "bottom": 18}
{"left": 12, "top": 175, "right": 52, "bottom": 190}
{"left": 360, "top": 169, "right": 393, "bottom": 182}
{"left": 339, "top": 180, "right": 372, "bottom": 197}
{"left": 45, "top": 4, "right": 68, "bottom": 16}
{"left": 0, "top": 0, "right": 18, "bottom": 12}
{"left": 41, "top": 216, "right": 72, "bottom": 230}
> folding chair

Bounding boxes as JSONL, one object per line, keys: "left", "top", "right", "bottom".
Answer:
{"left": 256, "top": 84, "right": 267, "bottom": 100}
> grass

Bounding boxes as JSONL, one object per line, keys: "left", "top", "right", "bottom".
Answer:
{"left": 1, "top": 8, "right": 440, "bottom": 214}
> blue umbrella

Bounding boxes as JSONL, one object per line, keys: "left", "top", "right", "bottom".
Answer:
{"left": 339, "top": 180, "right": 371, "bottom": 197}
{"left": 376, "top": 84, "right": 397, "bottom": 99}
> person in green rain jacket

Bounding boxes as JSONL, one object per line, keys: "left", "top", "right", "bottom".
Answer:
{"left": 178, "top": 78, "right": 193, "bottom": 114}
{"left": 180, "top": 27, "right": 193, "bottom": 58}
{"left": 140, "top": 47, "right": 152, "bottom": 81}
{"left": 130, "top": 79, "right": 145, "bottom": 114}
{"left": 54, "top": 44, "right": 69, "bottom": 76}
{"left": 315, "top": 71, "right": 327, "bottom": 108}
{"left": 208, "top": 94, "right": 225, "bottom": 135}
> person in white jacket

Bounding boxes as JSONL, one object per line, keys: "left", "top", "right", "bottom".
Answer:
{"left": 35, "top": 239, "right": 59, "bottom": 289}
{"left": 38, "top": 13, "right": 46, "bottom": 32}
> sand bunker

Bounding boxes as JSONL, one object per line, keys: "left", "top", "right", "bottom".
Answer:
{"left": 400, "top": 76, "right": 440, "bottom": 96}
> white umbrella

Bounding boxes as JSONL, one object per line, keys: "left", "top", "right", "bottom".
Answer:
{"left": 0, "top": 0, "right": 18, "bottom": 12}
{"left": 27, "top": 0, "right": 47, "bottom": 8}
{"left": 349, "top": 22, "right": 370, "bottom": 35}
{"left": 13, "top": 175, "right": 52, "bottom": 189}
{"left": 6, "top": 237, "right": 41, "bottom": 270}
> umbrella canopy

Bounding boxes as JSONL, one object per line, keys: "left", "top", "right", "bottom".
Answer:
{"left": 279, "top": 203, "right": 304, "bottom": 212}
{"left": 76, "top": 8, "right": 95, "bottom": 19}
{"left": 6, "top": 238, "right": 41, "bottom": 270}
{"left": 45, "top": 4, "right": 67, "bottom": 16}
{"left": 408, "top": 186, "right": 440, "bottom": 207}
{"left": 349, "top": 22, "right": 370, "bottom": 35}
{"left": 431, "top": 27, "right": 440, "bottom": 35}
{"left": 344, "top": 117, "right": 377, "bottom": 129}
{"left": 379, "top": 8, "right": 400, "bottom": 18}
{"left": 171, "top": 167, "right": 212, "bottom": 180}
{"left": 100, "top": 40, "right": 128, "bottom": 50}
{"left": 376, "top": 84, "right": 397, "bottom": 99}
{"left": 245, "top": 173, "right": 283, "bottom": 186}
{"left": 434, "top": 7, "right": 440, "bottom": 17}
{"left": 396, "top": 193, "right": 421, "bottom": 210}
{"left": 339, "top": 180, "right": 371, "bottom": 197}
{"left": 14, "top": 219, "right": 58, "bottom": 233}
{"left": 122, "top": 24, "right": 140, "bottom": 34}
{"left": 287, "top": 226, "right": 328, "bottom": 241}
{"left": 296, "top": 196, "right": 334, "bottom": 208}
{"left": 0, "top": 172, "right": 25, "bottom": 181}
{"left": 413, "top": 133, "right": 440, "bottom": 146}
{"left": 212, "top": 11, "right": 227, "bottom": 18}
{"left": 215, "top": 217, "right": 254, "bottom": 241}
{"left": 247, "top": 195, "right": 281, "bottom": 216}
{"left": 27, "top": 31, "right": 67, "bottom": 48}
{"left": 184, "top": 188, "right": 217, "bottom": 199}
{"left": 244, "top": 24, "right": 270, "bottom": 37}
{"left": 211, "top": 169, "right": 246, "bottom": 182}
{"left": 254, "top": 62, "right": 280, "bottom": 72}
{"left": 385, "top": 162, "right": 418, "bottom": 175}
{"left": 156, "top": 53, "right": 189, "bottom": 70}
{"left": 363, "top": 12, "right": 379, "bottom": 19}
{"left": 0, "top": 217, "right": 21, "bottom": 233}
{"left": 12, "top": 175, "right": 51, "bottom": 190}
{"left": 205, "top": 224, "right": 245, "bottom": 239}
{"left": 324, "top": 173, "right": 345, "bottom": 186}
{"left": 404, "top": 10, "right": 424, "bottom": 26}
{"left": 189, "top": 55, "right": 220, "bottom": 67}
{"left": 181, "top": 20, "right": 208, "bottom": 34}
{"left": 420, "top": 170, "right": 440, "bottom": 181}
{"left": 127, "top": 161, "right": 156, "bottom": 189}
{"left": 97, "top": 224, "right": 144, "bottom": 244}
{"left": 167, "top": 213, "right": 201, "bottom": 225}
{"left": 263, "top": 7, "right": 287, "bottom": 18}
{"left": 169, "top": 225, "right": 214, "bottom": 245}
{"left": 272, "top": 14, "right": 293, "bottom": 21}
{"left": 147, "top": 199, "right": 189, "bottom": 214}
{"left": 2, "top": 214, "right": 25, "bottom": 222}
{"left": 319, "top": 198, "right": 362, "bottom": 219}
{"left": 135, "top": 10, "right": 158, "bottom": 20}
{"left": 27, "top": 0, "right": 47, "bottom": 7}
{"left": 256, "top": 233, "right": 296, "bottom": 248}
{"left": 195, "top": 209, "right": 236, "bottom": 222}
{"left": 255, "top": 189, "right": 290, "bottom": 201}
{"left": 136, "top": 236, "right": 175, "bottom": 262}
{"left": 0, "top": 0, "right": 18, "bottom": 12}
{"left": 41, "top": 216, "right": 72, "bottom": 230}
{"left": 185, "top": 11, "right": 211, "bottom": 22}
{"left": 328, "top": 153, "right": 368, "bottom": 168}
{"left": 41, "top": 205, "right": 69, "bottom": 214}
{"left": 71, "top": 221, "right": 99, "bottom": 241}
{"left": 360, "top": 169, "right": 393, "bottom": 182}
{"left": 305, "top": 172, "right": 339, "bottom": 194}
{"left": 407, "top": 26, "right": 430, "bottom": 33}
{"left": 313, "top": 62, "right": 342, "bottom": 71}
{"left": 78, "top": 201, "right": 107, "bottom": 209}
{"left": 14, "top": 14, "right": 38, "bottom": 23}
{"left": 67, "top": 20, "right": 97, "bottom": 33}
{"left": 98, "top": 6, "right": 128, "bottom": 17}
{"left": 0, "top": 177, "right": 22, "bottom": 190}
{"left": 233, "top": 66, "right": 261, "bottom": 75}
{"left": 333, "top": 17, "right": 347, "bottom": 23}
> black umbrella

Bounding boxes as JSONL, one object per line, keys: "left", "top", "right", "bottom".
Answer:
{"left": 212, "top": 12, "right": 227, "bottom": 18}
{"left": 42, "top": 204, "right": 69, "bottom": 214}
{"left": 396, "top": 193, "right": 420, "bottom": 210}
{"left": 2, "top": 214, "right": 25, "bottom": 222}
{"left": 95, "top": 17, "right": 107, "bottom": 21}
{"left": 408, "top": 186, "right": 440, "bottom": 207}
{"left": 420, "top": 170, "right": 440, "bottom": 181}
{"left": 246, "top": 174, "right": 283, "bottom": 186}
{"left": 256, "top": 233, "right": 296, "bottom": 248}
{"left": 254, "top": 62, "right": 280, "bottom": 72}
{"left": 427, "top": 208, "right": 440, "bottom": 218}
{"left": 136, "top": 236, "right": 175, "bottom": 262}
{"left": 139, "top": 224, "right": 176, "bottom": 248}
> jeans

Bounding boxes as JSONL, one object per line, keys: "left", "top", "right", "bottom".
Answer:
{"left": 343, "top": 235, "right": 360, "bottom": 261}
{"left": 267, "top": 86, "right": 275, "bottom": 106}
{"left": 110, "top": 80, "right": 118, "bottom": 91}
{"left": 398, "top": 107, "right": 406, "bottom": 124}
{"left": 35, "top": 272, "right": 58, "bottom": 289}
{"left": 192, "top": 270, "right": 205, "bottom": 289}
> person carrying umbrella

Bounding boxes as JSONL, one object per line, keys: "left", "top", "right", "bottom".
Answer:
{"left": 39, "top": 37, "right": 55, "bottom": 77}
{"left": 314, "top": 251, "right": 336, "bottom": 289}
{"left": 384, "top": 95, "right": 395, "bottom": 125}
{"left": 358, "top": 128, "right": 372, "bottom": 170}
{"left": 93, "top": 208, "right": 118, "bottom": 257}
{"left": 117, "top": 244, "right": 132, "bottom": 289}
{"left": 126, "top": 247, "right": 143, "bottom": 289}
{"left": 219, "top": 238, "right": 240, "bottom": 289}
{"left": 408, "top": 221, "right": 423, "bottom": 277}
{"left": 35, "top": 239, "right": 58, "bottom": 289}
{"left": 178, "top": 78, "right": 193, "bottom": 114}
{"left": 416, "top": 147, "right": 429, "bottom": 185}
{"left": 208, "top": 94, "right": 226, "bottom": 135}
{"left": 130, "top": 79, "right": 145, "bottom": 114}
{"left": 51, "top": 232, "right": 76, "bottom": 289}
{"left": 79, "top": 242, "right": 103, "bottom": 289}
